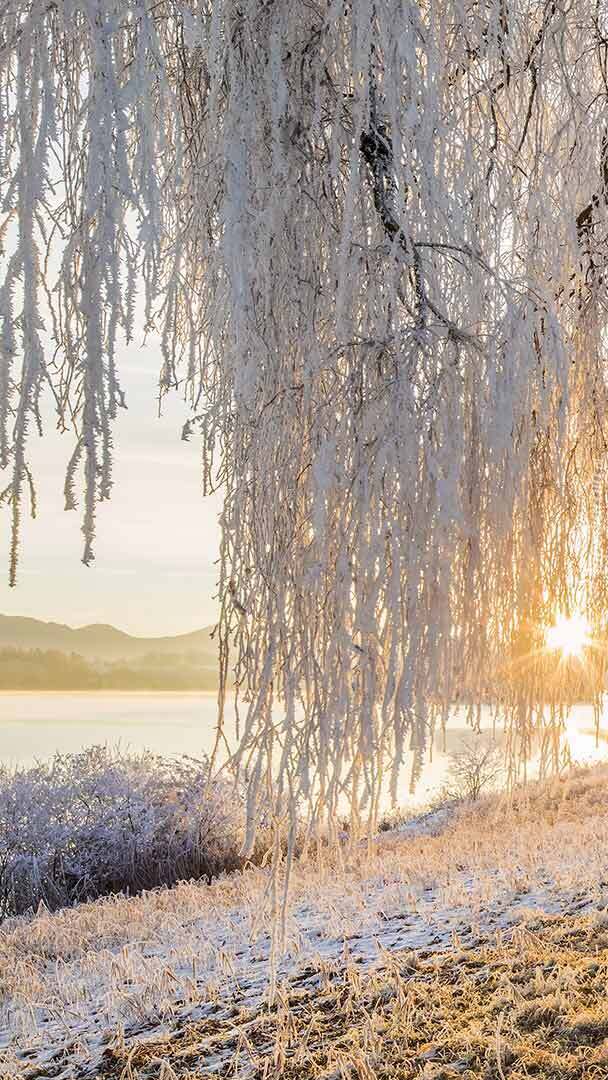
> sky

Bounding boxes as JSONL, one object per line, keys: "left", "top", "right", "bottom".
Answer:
{"left": 0, "top": 339, "right": 222, "bottom": 637}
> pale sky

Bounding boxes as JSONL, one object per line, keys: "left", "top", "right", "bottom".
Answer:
{"left": 0, "top": 339, "right": 222, "bottom": 637}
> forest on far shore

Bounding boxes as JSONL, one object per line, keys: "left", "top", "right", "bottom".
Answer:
{"left": 0, "top": 647, "right": 218, "bottom": 691}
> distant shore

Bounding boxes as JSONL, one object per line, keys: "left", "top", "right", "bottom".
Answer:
{"left": 0, "top": 688, "right": 218, "bottom": 696}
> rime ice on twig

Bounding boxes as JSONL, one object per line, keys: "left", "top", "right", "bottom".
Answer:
{"left": 2, "top": 2, "right": 608, "bottom": 863}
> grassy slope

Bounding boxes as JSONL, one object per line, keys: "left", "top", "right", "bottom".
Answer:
{"left": 99, "top": 915, "right": 608, "bottom": 1079}
{"left": 5, "top": 764, "right": 608, "bottom": 1078}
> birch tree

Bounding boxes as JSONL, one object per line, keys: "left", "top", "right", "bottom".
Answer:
{"left": 2, "top": 0, "right": 608, "bottom": 844}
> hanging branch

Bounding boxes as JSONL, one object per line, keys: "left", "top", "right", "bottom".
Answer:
{"left": 2, "top": 1, "right": 608, "bottom": 888}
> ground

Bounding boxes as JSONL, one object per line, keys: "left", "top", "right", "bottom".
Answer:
{"left": 97, "top": 915, "right": 608, "bottom": 1079}
{"left": 4, "top": 765, "right": 608, "bottom": 1078}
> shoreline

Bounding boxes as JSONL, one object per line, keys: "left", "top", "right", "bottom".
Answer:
{"left": 0, "top": 688, "right": 219, "bottom": 696}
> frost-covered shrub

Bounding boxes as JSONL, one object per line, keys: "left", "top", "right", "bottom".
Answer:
{"left": 0, "top": 747, "right": 252, "bottom": 919}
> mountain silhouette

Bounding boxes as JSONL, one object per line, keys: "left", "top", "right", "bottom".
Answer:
{"left": 0, "top": 615, "right": 217, "bottom": 665}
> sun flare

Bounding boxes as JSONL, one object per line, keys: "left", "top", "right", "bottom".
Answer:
{"left": 545, "top": 612, "right": 591, "bottom": 659}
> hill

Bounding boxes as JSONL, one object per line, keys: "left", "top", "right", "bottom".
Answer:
{"left": 0, "top": 614, "right": 216, "bottom": 663}
{"left": 0, "top": 615, "right": 219, "bottom": 690}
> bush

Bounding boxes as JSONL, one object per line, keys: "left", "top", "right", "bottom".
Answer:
{"left": 0, "top": 746, "right": 253, "bottom": 919}
{"left": 442, "top": 738, "right": 503, "bottom": 803}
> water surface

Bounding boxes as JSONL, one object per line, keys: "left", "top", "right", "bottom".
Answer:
{"left": 2, "top": 693, "right": 607, "bottom": 805}
{"left": 0, "top": 691, "right": 222, "bottom": 766}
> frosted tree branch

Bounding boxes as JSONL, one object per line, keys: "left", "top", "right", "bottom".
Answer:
{"left": 2, "top": 0, "right": 608, "bottom": 875}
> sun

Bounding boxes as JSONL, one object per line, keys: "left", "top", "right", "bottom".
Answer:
{"left": 545, "top": 612, "right": 591, "bottom": 659}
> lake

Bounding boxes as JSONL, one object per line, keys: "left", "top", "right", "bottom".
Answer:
{"left": 0, "top": 692, "right": 223, "bottom": 766}
{"left": 2, "top": 693, "right": 608, "bottom": 806}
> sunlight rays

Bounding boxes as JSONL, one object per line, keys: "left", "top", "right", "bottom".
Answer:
{"left": 545, "top": 613, "right": 591, "bottom": 660}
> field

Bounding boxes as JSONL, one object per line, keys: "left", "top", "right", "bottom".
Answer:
{"left": 4, "top": 765, "right": 608, "bottom": 1078}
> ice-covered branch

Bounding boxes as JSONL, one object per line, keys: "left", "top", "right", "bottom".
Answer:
{"left": 3, "top": 0, "right": 608, "bottom": 864}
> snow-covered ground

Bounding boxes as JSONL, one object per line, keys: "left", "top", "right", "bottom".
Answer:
{"left": 3, "top": 765, "right": 608, "bottom": 1077}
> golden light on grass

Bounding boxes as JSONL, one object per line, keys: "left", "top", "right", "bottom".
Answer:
{"left": 545, "top": 612, "right": 591, "bottom": 659}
